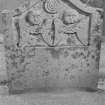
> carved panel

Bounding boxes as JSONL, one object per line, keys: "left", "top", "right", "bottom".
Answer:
{"left": 11, "top": 0, "right": 91, "bottom": 48}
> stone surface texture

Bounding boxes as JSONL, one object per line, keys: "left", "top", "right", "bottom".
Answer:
{"left": 0, "top": 90, "right": 105, "bottom": 105}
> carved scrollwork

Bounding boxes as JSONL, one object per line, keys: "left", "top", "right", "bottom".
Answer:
{"left": 43, "top": 0, "right": 58, "bottom": 14}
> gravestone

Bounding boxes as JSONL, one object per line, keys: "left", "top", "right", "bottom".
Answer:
{"left": 0, "top": 0, "right": 103, "bottom": 94}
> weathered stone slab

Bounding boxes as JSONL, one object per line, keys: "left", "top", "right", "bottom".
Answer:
{"left": 0, "top": 0, "right": 103, "bottom": 93}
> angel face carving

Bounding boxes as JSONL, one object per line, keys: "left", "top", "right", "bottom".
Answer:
{"left": 61, "top": 10, "right": 79, "bottom": 25}
{"left": 25, "top": 11, "right": 42, "bottom": 26}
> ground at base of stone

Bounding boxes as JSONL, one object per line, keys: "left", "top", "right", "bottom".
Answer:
{"left": 0, "top": 88, "right": 105, "bottom": 105}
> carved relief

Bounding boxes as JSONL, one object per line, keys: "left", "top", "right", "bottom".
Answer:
{"left": 11, "top": 0, "right": 93, "bottom": 48}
